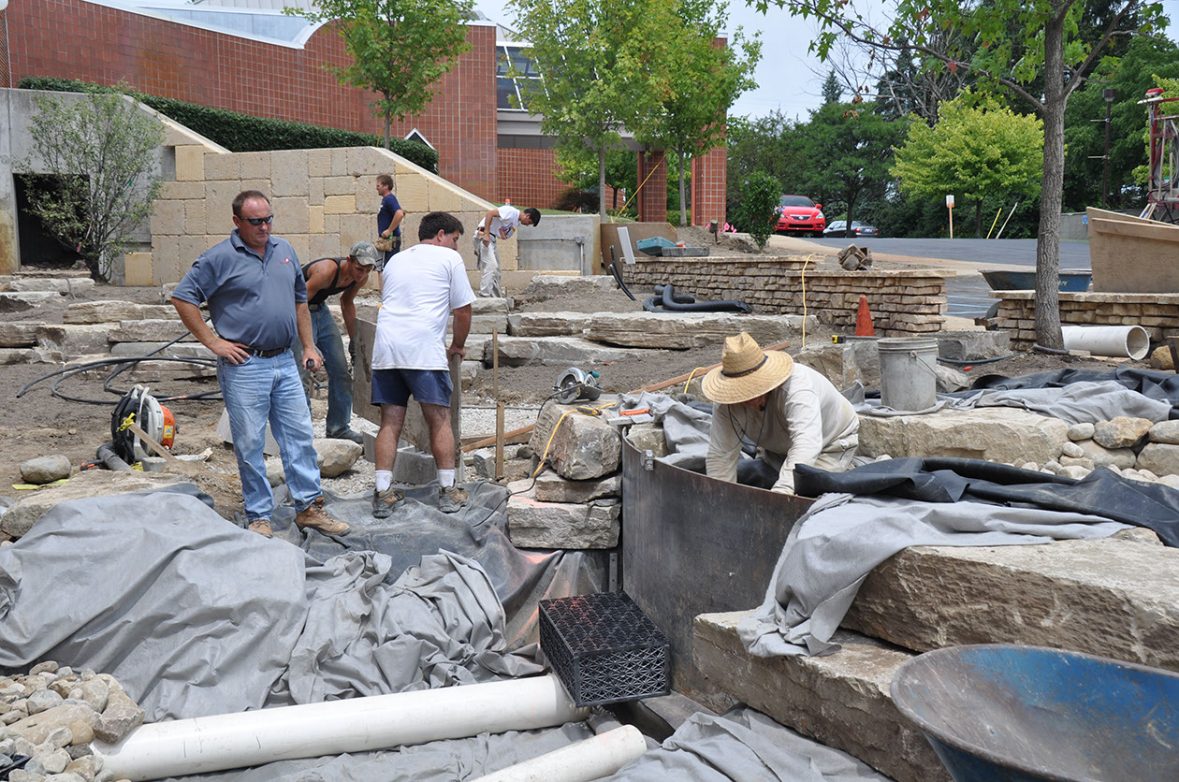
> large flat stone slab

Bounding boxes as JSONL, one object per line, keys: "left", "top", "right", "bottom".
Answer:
{"left": 507, "top": 311, "right": 593, "bottom": 337}
{"left": 796, "top": 340, "right": 881, "bottom": 390}
{"left": 0, "top": 291, "right": 57, "bottom": 312}
{"left": 516, "top": 275, "right": 617, "bottom": 303}
{"left": 506, "top": 491, "right": 620, "bottom": 549}
{"left": 844, "top": 536, "right": 1179, "bottom": 671}
{"left": 3, "top": 277, "right": 95, "bottom": 294}
{"left": 35, "top": 324, "right": 112, "bottom": 356}
{"left": 64, "top": 301, "right": 176, "bottom": 324}
{"left": 1, "top": 471, "right": 188, "bottom": 538}
{"left": 0, "top": 323, "right": 41, "bottom": 348}
{"left": 109, "top": 342, "right": 214, "bottom": 359}
{"left": 0, "top": 348, "right": 61, "bottom": 364}
{"left": 859, "top": 407, "right": 1069, "bottom": 465}
{"left": 694, "top": 612, "right": 943, "bottom": 782}
{"left": 108, "top": 319, "right": 192, "bottom": 343}
{"left": 483, "top": 336, "right": 648, "bottom": 367}
{"left": 586, "top": 312, "right": 808, "bottom": 349}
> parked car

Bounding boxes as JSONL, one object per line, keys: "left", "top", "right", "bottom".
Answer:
{"left": 823, "top": 220, "right": 881, "bottom": 238}
{"left": 774, "top": 195, "right": 826, "bottom": 237}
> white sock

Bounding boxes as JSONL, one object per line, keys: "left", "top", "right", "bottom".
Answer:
{"left": 375, "top": 470, "right": 393, "bottom": 492}
{"left": 438, "top": 469, "right": 456, "bottom": 488}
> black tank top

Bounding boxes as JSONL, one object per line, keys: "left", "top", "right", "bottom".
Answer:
{"left": 302, "top": 257, "right": 356, "bottom": 307}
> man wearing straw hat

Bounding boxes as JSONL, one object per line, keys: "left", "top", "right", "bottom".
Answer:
{"left": 702, "top": 333, "right": 859, "bottom": 495}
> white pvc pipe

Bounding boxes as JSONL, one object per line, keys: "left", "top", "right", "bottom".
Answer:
{"left": 471, "top": 725, "right": 648, "bottom": 782}
{"left": 1061, "top": 325, "right": 1150, "bottom": 360}
{"left": 94, "top": 675, "right": 587, "bottom": 781}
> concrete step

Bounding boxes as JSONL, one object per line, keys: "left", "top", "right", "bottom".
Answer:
{"left": 694, "top": 611, "right": 944, "bottom": 782}
{"left": 844, "top": 532, "right": 1179, "bottom": 672}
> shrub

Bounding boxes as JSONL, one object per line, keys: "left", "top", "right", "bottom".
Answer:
{"left": 730, "top": 171, "right": 780, "bottom": 249}
{"left": 19, "top": 77, "right": 438, "bottom": 172}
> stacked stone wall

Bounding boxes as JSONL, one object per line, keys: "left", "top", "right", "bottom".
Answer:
{"left": 142, "top": 144, "right": 500, "bottom": 286}
{"left": 993, "top": 292, "right": 1179, "bottom": 349}
{"left": 625, "top": 257, "right": 946, "bottom": 335}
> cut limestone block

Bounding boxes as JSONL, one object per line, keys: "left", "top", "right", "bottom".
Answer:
{"left": 516, "top": 275, "right": 616, "bottom": 303}
{"left": 533, "top": 469, "right": 620, "bottom": 503}
{"left": 586, "top": 312, "right": 808, "bottom": 350}
{"left": 858, "top": 407, "right": 1068, "bottom": 466}
{"left": 110, "top": 342, "right": 214, "bottom": 360}
{"left": 528, "top": 402, "right": 621, "bottom": 479}
{"left": 693, "top": 612, "right": 943, "bottom": 782}
{"left": 0, "top": 291, "right": 56, "bottom": 312}
{"left": 64, "top": 301, "right": 176, "bottom": 324}
{"left": 35, "top": 324, "right": 112, "bottom": 356}
{"left": 470, "top": 297, "right": 509, "bottom": 315}
{"left": 483, "top": 336, "right": 647, "bottom": 368}
{"left": 507, "top": 491, "right": 620, "bottom": 549}
{"left": 108, "top": 319, "right": 192, "bottom": 343}
{"left": 507, "top": 311, "right": 593, "bottom": 337}
{"left": 795, "top": 340, "right": 881, "bottom": 391}
{"left": 843, "top": 537, "right": 1179, "bottom": 672}
{"left": 0, "top": 322, "right": 40, "bottom": 347}
{"left": 1, "top": 471, "right": 187, "bottom": 538}
{"left": 6, "top": 277, "right": 95, "bottom": 294}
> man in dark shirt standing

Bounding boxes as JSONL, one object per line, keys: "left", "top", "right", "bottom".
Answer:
{"left": 298, "top": 241, "right": 378, "bottom": 445}
{"left": 375, "top": 174, "right": 405, "bottom": 267}
{"left": 171, "top": 190, "right": 351, "bottom": 538}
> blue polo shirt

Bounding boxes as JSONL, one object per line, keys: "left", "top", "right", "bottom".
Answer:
{"left": 172, "top": 231, "right": 307, "bottom": 350}
{"left": 378, "top": 193, "right": 403, "bottom": 237}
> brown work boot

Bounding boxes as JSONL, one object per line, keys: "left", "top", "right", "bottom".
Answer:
{"left": 296, "top": 496, "right": 350, "bottom": 536}
{"left": 372, "top": 486, "right": 405, "bottom": 519}
{"left": 247, "top": 518, "right": 273, "bottom": 538}
{"left": 438, "top": 485, "right": 469, "bottom": 514}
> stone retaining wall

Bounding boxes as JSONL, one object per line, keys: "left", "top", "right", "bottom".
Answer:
{"left": 624, "top": 256, "right": 947, "bottom": 335}
{"left": 993, "top": 292, "right": 1179, "bottom": 349}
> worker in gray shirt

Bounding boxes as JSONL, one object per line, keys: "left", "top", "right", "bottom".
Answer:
{"left": 703, "top": 332, "right": 859, "bottom": 495}
{"left": 171, "top": 190, "right": 350, "bottom": 538}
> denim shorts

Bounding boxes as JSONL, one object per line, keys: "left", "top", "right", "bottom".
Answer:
{"left": 372, "top": 368, "right": 452, "bottom": 407}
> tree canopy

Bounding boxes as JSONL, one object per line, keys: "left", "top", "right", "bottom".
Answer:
{"left": 290, "top": 0, "right": 473, "bottom": 149}
{"left": 892, "top": 94, "right": 1043, "bottom": 235}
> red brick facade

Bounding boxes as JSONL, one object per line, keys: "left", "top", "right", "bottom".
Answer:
{"left": 5, "top": 0, "right": 725, "bottom": 222}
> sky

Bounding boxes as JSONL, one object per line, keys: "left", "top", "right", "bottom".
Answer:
{"left": 475, "top": 0, "right": 1179, "bottom": 121}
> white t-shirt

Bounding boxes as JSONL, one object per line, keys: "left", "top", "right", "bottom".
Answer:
{"left": 372, "top": 243, "right": 476, "bottom": 370}
{"left": 477, "top": 205, "right": 521, "bottom": 241}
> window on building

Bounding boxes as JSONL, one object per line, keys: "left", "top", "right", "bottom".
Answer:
{"left": 496, "top": 45, "right": 542, "bottom": 111}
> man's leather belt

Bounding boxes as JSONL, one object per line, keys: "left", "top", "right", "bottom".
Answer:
{"left": 247, "top": 347, "right": 287, "bottom": 358}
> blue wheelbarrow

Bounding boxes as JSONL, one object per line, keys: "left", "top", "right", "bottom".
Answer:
{"left": 891, "top": 645, "right": 1179, "bottom": 781}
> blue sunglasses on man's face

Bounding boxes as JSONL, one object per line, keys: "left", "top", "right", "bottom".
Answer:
{"left": 242, "top": 215, "right": 274, "bottom": 226}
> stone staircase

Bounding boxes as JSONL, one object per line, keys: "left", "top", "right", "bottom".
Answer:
{"left": 693, "top": 529, "right": 1179, "bottom": 781}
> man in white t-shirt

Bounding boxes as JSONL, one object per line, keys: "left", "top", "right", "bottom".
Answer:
{"left": 474, "top": 203, "right": 541, "bottom": 298}
{"left": 371, "top": 211, "right": 476, "bottom": 517}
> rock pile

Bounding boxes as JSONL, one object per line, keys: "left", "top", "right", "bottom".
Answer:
{"left": 0, "top": 661, "right": 143, "bottom": 782}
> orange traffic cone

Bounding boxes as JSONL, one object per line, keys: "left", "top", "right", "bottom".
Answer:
{"left": 855, "top": 295, "right": 875, "bottom": 337}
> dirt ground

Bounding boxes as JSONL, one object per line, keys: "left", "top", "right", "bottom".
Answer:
{"left": 0, "top": 245, "right": 1146, "bottom": 506}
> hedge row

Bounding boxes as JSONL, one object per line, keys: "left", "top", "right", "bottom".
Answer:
{"left": 19, "top": 77, "right": 438, "bottom": 172}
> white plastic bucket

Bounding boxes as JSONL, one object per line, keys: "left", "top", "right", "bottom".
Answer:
{"left": 878, "top": 337, "right": 939, "bottom": 411}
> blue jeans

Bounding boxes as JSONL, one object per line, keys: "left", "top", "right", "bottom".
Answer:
{"left": 305, "top": 306, "right": 353, "bottom": 436}
{"left": 218, "top": 351, "right": 322, "bottom": 521}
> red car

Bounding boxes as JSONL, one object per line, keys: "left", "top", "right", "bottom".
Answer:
{"left": 774, "top": 195, "right": 826, "bottom": 237}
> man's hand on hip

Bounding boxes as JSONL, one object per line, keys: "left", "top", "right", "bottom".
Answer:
{"left": 212, "top": 339, "right": 250, "bottom": 364}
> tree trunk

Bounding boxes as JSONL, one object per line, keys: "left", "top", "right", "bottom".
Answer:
{"left": 678, "top": 150, "right": 688, "bottom": 227}
{"left": 383, "top": 112, "right": 392, "bottom": 150}
{"left": 975, "top": 200, "right": 983, "bottom": 237}
{"left": 1033, "top": 12, "right": 1066, "bottom": 350}
{"left": 598, "top": 148, "right": 608, "bottom": 221}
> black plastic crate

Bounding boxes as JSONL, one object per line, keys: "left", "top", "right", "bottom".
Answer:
{"left": 539, "top": 591, "right": 670, "bottom": 707}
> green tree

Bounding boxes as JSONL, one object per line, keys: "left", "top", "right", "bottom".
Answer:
{"left": 892, "top": 95, "right": 1043, "bottom": 235}
{"left": 797, "top": 101, "right": 909, "bottom": 236}
{"left": 751, "top": 0, "right": 1167, "bottom": 349}
{"left": 727, "top": 111, "right": 809, "bottom": 214}
{"left": 289, "top": 0, "right": 472, "bottom": 149}
{"left": 1063, "top": 34, "right": 1179, "bottom": 210}
{"left": 730, "top": 170, "right": 781, "bottom": 248}
{"left": 510, "top": 0, "right": 669, "bottom": 219}
{"left": 821, "top": 69, "right": 842, "bottom": 104}
{"left": 638, "top": 0, "right": 760, "bottom": 226}
{"left": 22, "top": 91, "right": 164, "bottom": 282}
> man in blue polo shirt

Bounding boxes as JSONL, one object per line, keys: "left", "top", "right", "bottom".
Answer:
{"left": 375, "top": 174, "right": 405, "bottom": 267}
{"left": 171, "top": 190, "right": 351, "bottom": 538}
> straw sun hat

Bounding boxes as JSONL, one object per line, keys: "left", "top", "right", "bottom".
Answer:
{"left": 702, "top": 333, "right": 794, "bottom": 404}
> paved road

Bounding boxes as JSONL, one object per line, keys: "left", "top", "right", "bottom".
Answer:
{"left": 796, "top": 237, "right": 1093, "bottom": 319}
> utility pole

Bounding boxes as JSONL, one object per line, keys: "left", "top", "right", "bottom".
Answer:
{"left": 1102, "top": 89, "right": 1116, "bottom": 207}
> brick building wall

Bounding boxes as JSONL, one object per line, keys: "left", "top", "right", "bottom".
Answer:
{"left": 6, "top": 0, "right": 727, "bottom": 221}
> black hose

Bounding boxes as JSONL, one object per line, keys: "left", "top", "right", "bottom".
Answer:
{"left": 658, "top": 283, "right": 752, "bottom": 313}
{"left": 95, "top": 442, "right": 132, "bottom": 471}
{"left": 653, "top": 284, "right": 696, "bottom": 304}
{"left": 607, "top": 246, "right": 637, "bottom": 301}
{"left": 642, "top": 296, "right": 660, "bottom": 312}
